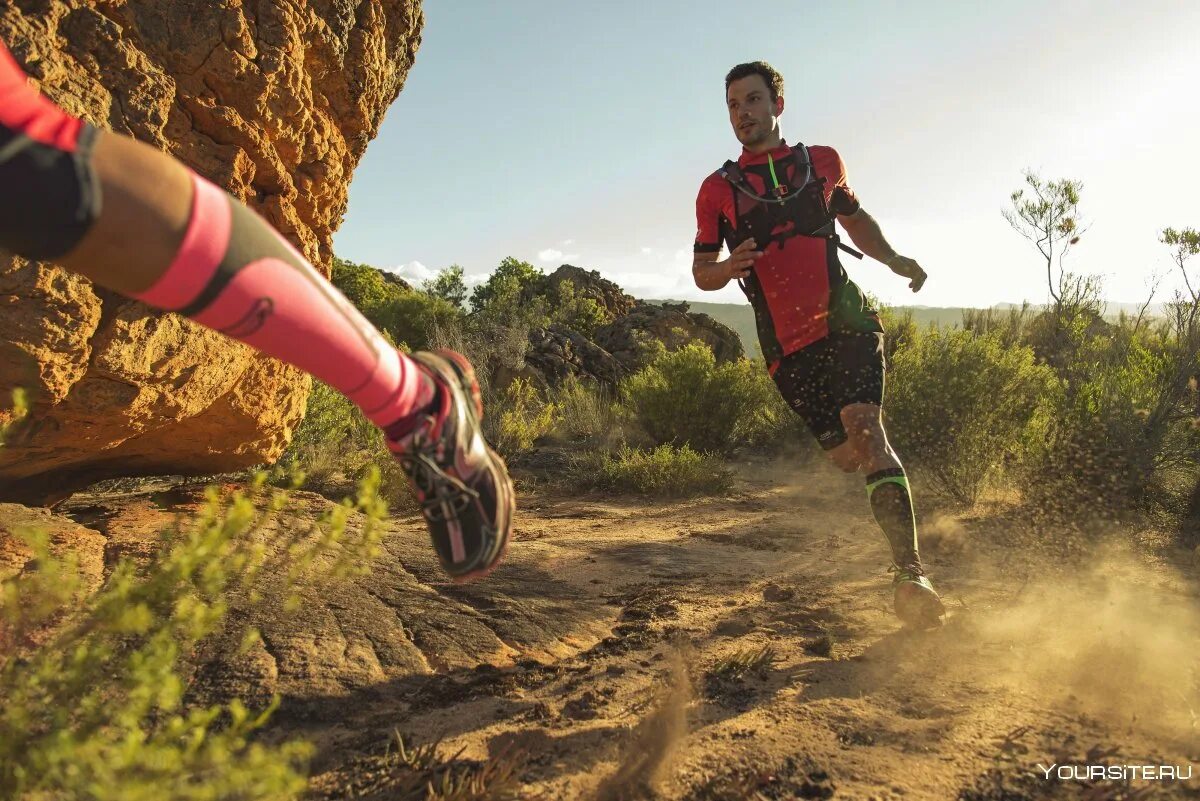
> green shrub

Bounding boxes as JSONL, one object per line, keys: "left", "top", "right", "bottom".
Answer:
{"left": 730, "top": 358, "right": 803, "bottom": 448}
{"left": 547, "top": 281, "right": 610, "bottom": 338}
{"left": 279, "top": 381, "right": 415, "bottom": 511}
{"left": 486, "top": 378, "right": 558, "bottom": 459}
{"left": 469, "top": 257, "right": 543, "bottom": 315}
{"left": 331, "top": 257, "right": 463, "bottom": 351}
{"left": 1026, "top": 324, "right": 1200, "bottom": 512}
{"left": 878, "top": 306, "right": 919, "bottom": 366}
{"left": 422, "top": 264, "right": 469, "bottom": 309}
{"left": 574, "top": 444, "right": 733, "bottom": 497}
{"left": 961, "top": 303, "right": 1035, "bottom": 351}
{"left": 0, "top": 464, "right": 391, "bottom": 800}
{"left": 549, "top": 376, "right": 620, "bottom": 445}
{"left": 621, "top": 343, "right": 793, "bottom": 453}
{"left": 886, "top": 327, "right": 1056, "bottom": 505}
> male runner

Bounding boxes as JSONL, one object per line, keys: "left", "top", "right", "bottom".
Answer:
{"left": 0, "top": 37, "right": 513, "bottom": 583}
{"left": 692, "top": 61, "right": 944, "bottom": 627}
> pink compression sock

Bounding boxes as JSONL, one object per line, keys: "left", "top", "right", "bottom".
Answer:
{"left": 134, "top": 172, "right": 432, "bottom": 428}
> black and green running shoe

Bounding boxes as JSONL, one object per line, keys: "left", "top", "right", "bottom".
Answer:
{"left": 890, "top": 563, "right": 945, "bottom": 628}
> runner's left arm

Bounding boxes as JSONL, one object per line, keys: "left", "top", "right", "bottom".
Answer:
{"left": 838, "top": 207, "right": 926, "bottom": 293}
{"left": 828, "top": 148, "right": 926, "bottom": 293}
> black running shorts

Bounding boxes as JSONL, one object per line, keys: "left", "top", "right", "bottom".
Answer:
{"left": 0, "top": 38, "right": 101, "bottom": 261}
{"left": 772, "top": 331, "right": 885, "bottom": 450}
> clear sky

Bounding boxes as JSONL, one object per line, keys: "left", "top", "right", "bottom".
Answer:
{"left": 332, "top": 0, "right": 1200, "bottom": 308}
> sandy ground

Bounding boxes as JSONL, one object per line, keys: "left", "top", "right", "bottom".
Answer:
{"left": 261, "top": 454, "right": 1200, "bottom": 801}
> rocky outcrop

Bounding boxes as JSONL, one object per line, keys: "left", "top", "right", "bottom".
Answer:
{"left": 592, "top": 300, "right": 745, "bottom": 374}
{"left": 525, "top": 324, "right": 625, "bottom": 388}
{"left": 528, "top": 265, "right": 637, "bottom": 320}
{"left": 6, "top": 481, "right": 615, "bottom": 706}
{"left": 0, "top": 1, "right": 423, "bottom": 502}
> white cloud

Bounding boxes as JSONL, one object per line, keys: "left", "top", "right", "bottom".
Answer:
{"left": 381, "top": 260, "right": 437, "bottom": 283}
{"left": 537, "top": 248, "right": 580, "bottom": 264}
{"left": 561, "top": 238, "right": 575, "bottom": 246}
{"left": 582, "top": 251, "right": 746, "bottom": 304}
{"left": 640, "top": 246, "right": 654, "bottom": 255}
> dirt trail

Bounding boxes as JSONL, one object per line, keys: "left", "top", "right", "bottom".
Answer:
{"left": 279, "top": 455, "right": 1200, "bottom": 800}
{"left": 30, "top": 454, "right": 1198, "bottom": 799}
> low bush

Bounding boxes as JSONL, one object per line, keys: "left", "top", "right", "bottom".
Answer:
{"left": 622, "top": 343, "right": 794, "bottom": 453}
{"left": 486, "top": 378, "right": 558, "bottom": 459}
{"left": 885, "top": 327, "right": 1056, "bottom": 505}
{"left": 0, "top": 393, "right": 391, "bottom": 799}
{"left": 549, "top": 376, "right": 620, "bottom": 446}
{"left": 278, "top": 381, "right": 414, "bottom": 511}
{"left": 1024, "top": 323, "right": 1200, "bottom": 514}
{"left": 572, "top": 443, "right": 733, "bottom": 497}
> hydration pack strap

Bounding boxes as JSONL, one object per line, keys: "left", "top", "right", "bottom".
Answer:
{"left": 837, "top": 238, "right": 865, "bottom": 260}
{"left": 716, "top": 145, "right": 864, "bottom": 259}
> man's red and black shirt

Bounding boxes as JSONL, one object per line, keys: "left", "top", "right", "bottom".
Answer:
{"left": 694, "top": 141, "right": 881, "bottom": 367}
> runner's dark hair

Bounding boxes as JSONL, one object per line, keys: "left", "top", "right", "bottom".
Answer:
{"left": 725, "top": 61, "right": 784, "bottom": 102}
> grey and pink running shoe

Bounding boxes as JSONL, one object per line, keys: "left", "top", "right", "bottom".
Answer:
{"left": 386, "top": 349, "right": 514, "bottom": 582}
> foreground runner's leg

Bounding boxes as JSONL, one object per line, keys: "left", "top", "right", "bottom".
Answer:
{"left": 0, "top": 39, "right": 512, "bottom": 582}
{"left": 840, "top": 402, "right": 945, "bottom": 627}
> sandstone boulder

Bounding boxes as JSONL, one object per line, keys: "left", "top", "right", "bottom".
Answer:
{"left": 0, "top": 0, "right": 423, "bottom": 503}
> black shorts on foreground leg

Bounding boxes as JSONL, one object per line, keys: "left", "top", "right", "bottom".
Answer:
{"left": 771, "top": 331, "right": 885, "bottom": 449}
{"left": 0, "top": 38, "right": 102, "bottom": 260}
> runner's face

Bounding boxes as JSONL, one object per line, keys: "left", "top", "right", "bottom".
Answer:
{"left": 727, "top": 75, "right": 782, "bottom": 148}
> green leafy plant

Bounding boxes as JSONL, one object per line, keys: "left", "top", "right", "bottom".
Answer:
{"left": 331, "top": 257, "right": 462, "bottom": 351}
{"left": 622, "top": 343, "right": 793, "bottom": 453}
{"left": 547, "top": 376, "right": 619, "bottom": 445}
{"left": 1, "top": 388, "right": 390, "bottom": 799}
{"left": 885, "top": 328, "right": 1056, "bottom": 505}
{"left": 487, "top": 378, "right": 558, "bottom": 459}
{"left": 279, "top": 381, "right": 415, "bottom": 511}
{"left": 572, "top": 444, "right": 733, "bottom": 497}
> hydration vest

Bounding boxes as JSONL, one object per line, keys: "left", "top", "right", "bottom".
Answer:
{"left": 713, "top": 144, "right": 880, "bottom": 364}
{"left": 715, "top": 143, "right": 864, "bottom": 260}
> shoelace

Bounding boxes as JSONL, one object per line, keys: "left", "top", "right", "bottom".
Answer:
{"left": 399, "top": 445, "right": 478, "bottom": 524}
{"left": 888, "top": 562, "right": 926, "bottom": 583}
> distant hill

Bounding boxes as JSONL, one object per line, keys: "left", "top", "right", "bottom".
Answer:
{"left": 649, "top": 300, "right": 976, "bottom": 357}
{"left": 649, "top": 299, "right": 1166, "bottom": 357}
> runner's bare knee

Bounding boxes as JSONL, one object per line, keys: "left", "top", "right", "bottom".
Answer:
{"left": 827, "top": 441, "right": 860, "bottom": 473}
{"left": 842, "top": 404, "right": 897, "bottom": 474}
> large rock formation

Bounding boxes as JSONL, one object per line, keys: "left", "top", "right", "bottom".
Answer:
{"left": 526, "top": 265, "right": 637, "bottom": 320}
{"left": 514, "top": 266, "right": 746, "bottom": 388}
{"left": 524, "top": 324, "right": 625, "bottom": 388}
{"left": 0, "top": 1, "right": 423, "bottom": 502}
{"left": 593, "top": 300, "right": 744, "bottom": 374}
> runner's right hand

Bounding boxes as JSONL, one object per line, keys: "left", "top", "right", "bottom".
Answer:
{"left": 722, "top": 238, "right": 762, "bottom": 280}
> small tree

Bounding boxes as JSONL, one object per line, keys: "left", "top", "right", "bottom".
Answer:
{"left": 1158, "top": 228, "right": 1200, "bottom": 525}
{"left": 1145, "top": 229, "right": 1200, "bottom": 459}
{"left": 469, "top": 257, "right": 542, "bottom": 314}
{"left": 1161, "top": 227, "right": 1200, "bottom": 324}
{"left": 422, "top": 264, "right": 469, "bottom": 309}
{"left": 1003, "top": 171, "right": 1086, "bottom": 308}
{"left": 330, "top": 257, "right": 462, "bottom": 350}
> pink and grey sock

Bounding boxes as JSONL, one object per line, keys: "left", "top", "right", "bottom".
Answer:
{"left": 133, "top": 172, "right": 434, "bottom": 431}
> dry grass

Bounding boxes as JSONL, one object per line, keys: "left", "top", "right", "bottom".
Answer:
{"left": 344, "top": 732, "right": 531, "bottom": 801}
{"left": 709, "top": 645, "right": 778, "bottom": 681}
